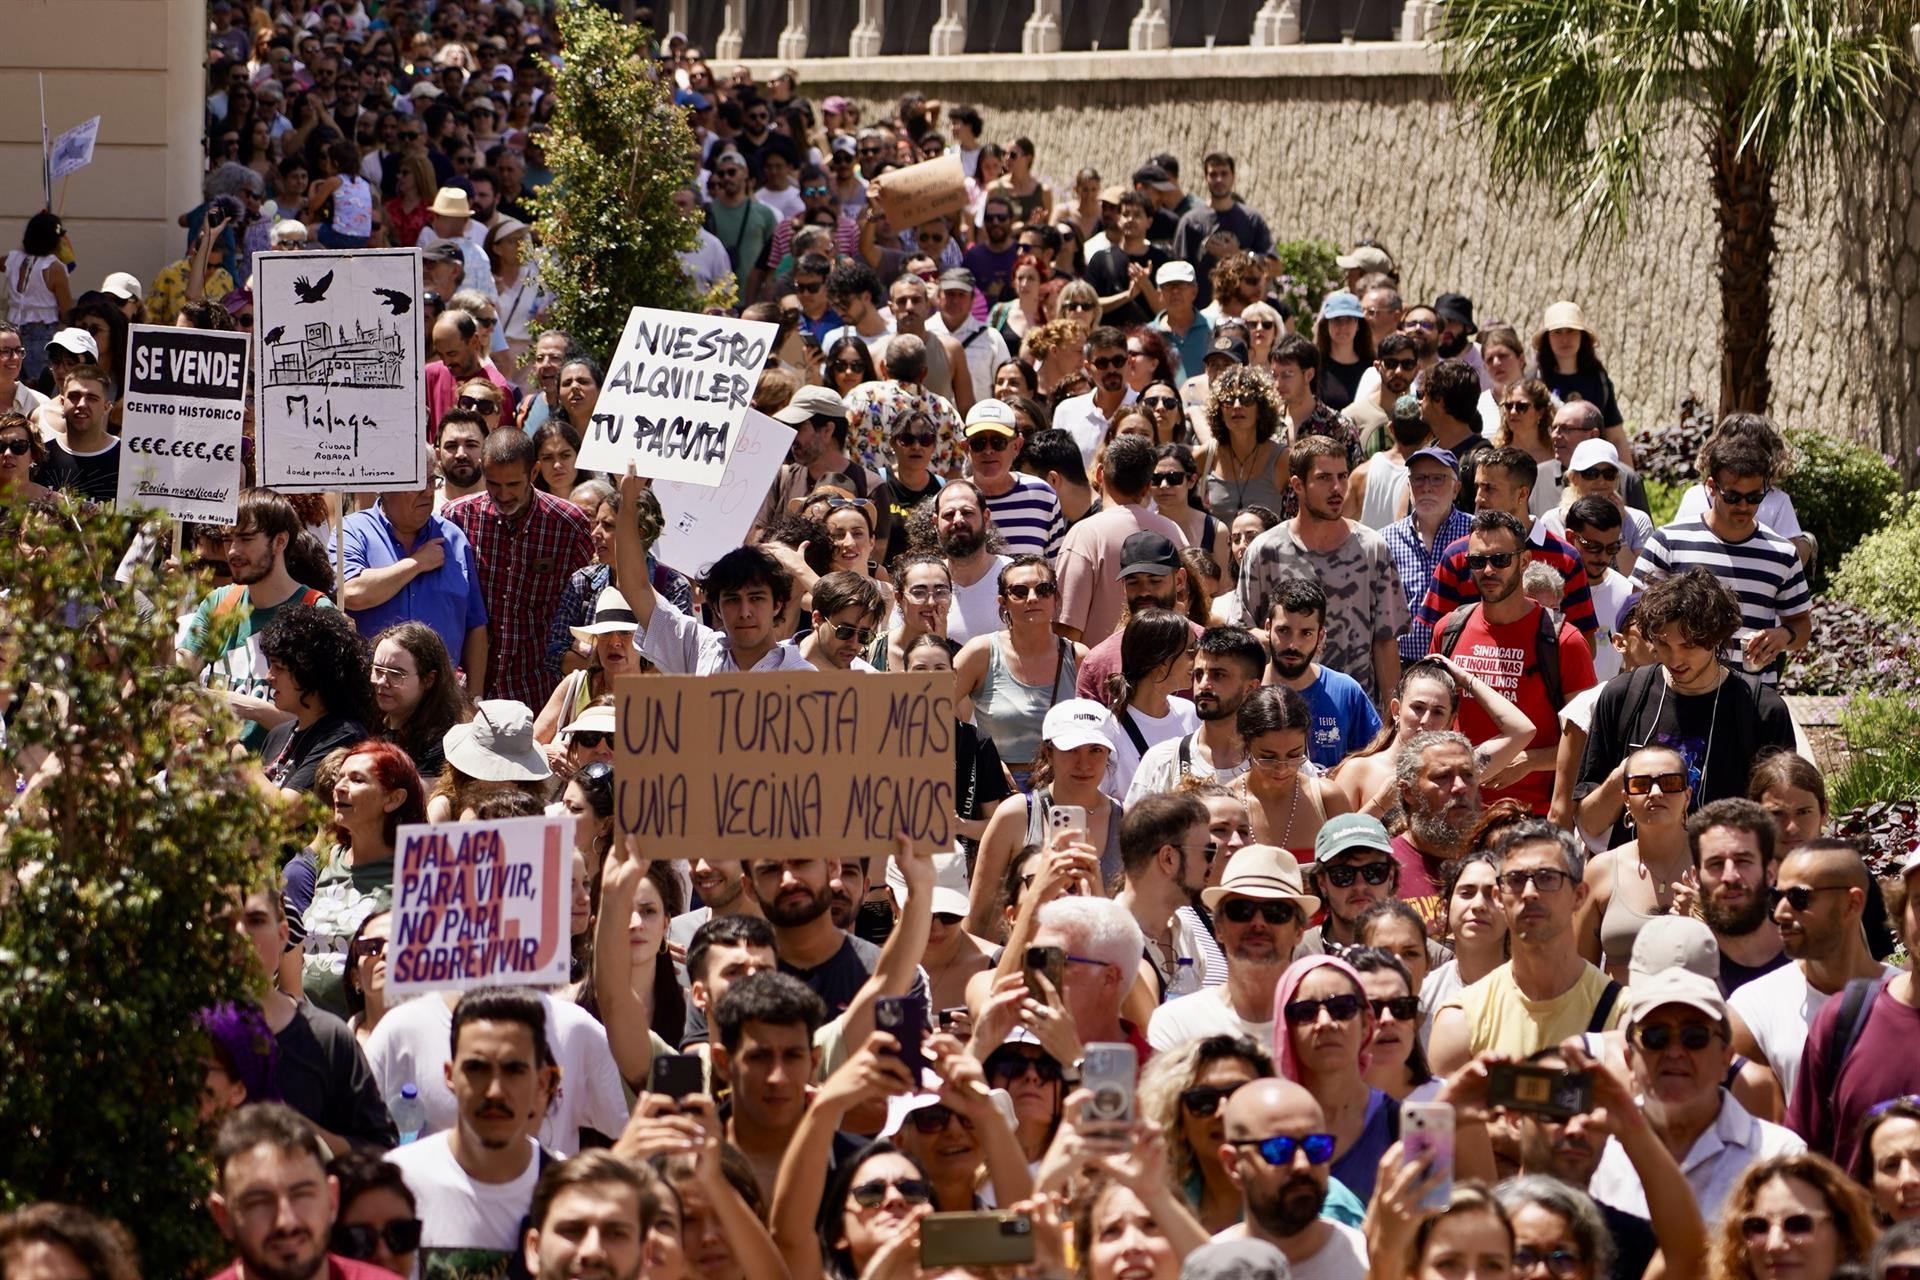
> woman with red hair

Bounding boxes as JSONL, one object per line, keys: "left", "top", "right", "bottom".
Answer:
{"left": 296, "top": 740, "right": 427, "bottom": 1018}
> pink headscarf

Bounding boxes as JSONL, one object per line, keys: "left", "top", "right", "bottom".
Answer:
{"left": 1271, "top": 953, "right": 1374, "bottom": 1083}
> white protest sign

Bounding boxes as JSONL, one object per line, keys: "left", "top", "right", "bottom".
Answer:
{"left": 114, "top": 324, "right": 249, "bottom": 522}
{"left": 253, "top": 247, "right": 427, "bottom": 493}
{"left": 574, "top": 305, "right": 777, "bottom": 487}
{"left": 49, "top": 116, "right": 100, "bottom": 180}
{"left": 650, "top": 407, "right": 794, "bottom": 579}
{"left": 387, "top": 814, "right": 574, "bottom": 995}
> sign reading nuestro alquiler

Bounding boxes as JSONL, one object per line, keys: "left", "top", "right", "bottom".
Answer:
{"left": 573, "top": 306, "right": 777, "bottom": 486}
{"left": 613, "top": 672, "right": 956, "bottom": 856}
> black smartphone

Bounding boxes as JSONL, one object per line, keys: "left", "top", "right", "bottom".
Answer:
{"left": 937, "top": 1006, "right": 967, "bottom": 1031}
{"left": 1023, "top": 945, "right": 1066, "bottom": 1002}
{"left": 1486, "top": 1063, "right": 1593, "bottom": 1120}
{"left": 648, "top": 1053, "right": 704, "bottom": 1102}
{"left": 874, "top": 995, "right": 928, "bottom": 1084}
{"left": 919, "top": 1211, "right": 1036, "bottom": 1267}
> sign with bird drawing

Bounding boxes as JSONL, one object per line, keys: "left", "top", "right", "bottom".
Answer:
{"left": 253, "top": 247, "right": 426, "bottom": 493}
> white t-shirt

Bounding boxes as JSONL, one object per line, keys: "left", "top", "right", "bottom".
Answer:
{"left": 365, "top": 991, "right": 630, "bottom": 1155}
{"left": 1124, "top": 731, "right": 1251, "bottom": 806}
{"left": 1584, "top": 568, "right": 1634, "bottom": 682}
{"left": 385, "top": 1131, "right": 539, "bottom": 1273}
{"left": 754, "top": 185, "right": 805, "bottom": 222}
{"left": 1147, "top": 985, "right": 1273, "bottom": 1052}
{"left": 948, "top": 555, "right": 1011, "bottom": 646}
{"left": 1212, "top": 1221, "right": 1369, "bottom": 1280}
{"left": 1675, "top": 483, "right": 1803, "bottom": 540}
{"left": 1726, "top": 961, "right": 1898, "bottom": 1099}
{"left": 1102, "top": 697, "right": 1200, "bottom": 802}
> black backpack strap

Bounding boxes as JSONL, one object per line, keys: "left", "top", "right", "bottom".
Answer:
{"left": 1176, "top": 732, "right": 1195, "bottom": 777}
{"left": 1832, "top": 974, "right": 1889, "bottom": 1080}
{"left": 1534, "top": 607, "right": 1565, "bottom": 711}
{"left": 959, "top": 324, "right": 987, "bottom": 349}
{"left": 1436, "top": 602, "right": 1478, "bottom": 658}
{"left": 1586, "top": 979, "right": 1623, "bottom": 1034}
{"left": 1116, "top": 708, "right": 1149, "bottom": 756}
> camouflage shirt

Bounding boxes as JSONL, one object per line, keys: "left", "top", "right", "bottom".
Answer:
{"left": 1237, "top": 518, "right": 1409, "bottom": 706}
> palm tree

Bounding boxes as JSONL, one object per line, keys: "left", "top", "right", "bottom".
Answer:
{"left": 1442, "top": 0, "right": 1917, "bottom": 416}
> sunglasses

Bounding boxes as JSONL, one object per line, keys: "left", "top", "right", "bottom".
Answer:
{"left": 1143, "top": 395, "right": 1180, "bottom": 411}
{"left": 1576, "top": 466, "right": 1620, "bottom": 483}
{"left": 796, "top": 280, "right": 825, "bottom": 294}
{"left": 1219, "top": 898, "right": 1299, "bottom": 926}
{"left": 829, "top": 622, "right": 877, "bottom": 644}
{"left": 331, "top": 1219, "right": 423, "bottom": 1259}
{"left": 987, "top": 1052, "right": 1063, "bottom": 1084}
{"left": 570, "top": 730, "right": 613, "bottom": 749}
{"left": 1283, "top": 994, "right": 1363, "bottom": 1026}
{"left": 982, "top": 212, "right": 1010, "bottom": 223}
{"left": 1004, "top": 581, "right": 1057, "bottom": 601}
{"left": 830, "top": 360, "right": 866, "bottom": 374}
{"left": 908, "top": 1104, "right": 974, "bottom": 1135}
{"left": 1370, "top": 996, "right": 1420, "bottom": 1021}
{"left": 1464, "top": 552, "right": 1518, "bottom": 572}
{"left": 1233, "top": 1133, "right": 1337, "bottom": 1166}
{"left": 1512, "top": 1248, "right": 1584, "bottom": 1279}
{"left": 800, "top": 185, "right": 830, "bottom": 197}
{"left": 1632, "top": 1021, "right": 1717, "bottom": 1052}
{"left": 1179, "top": 1082, "right": 1248, "bottom": 1116}
{"left": 1220, "top": 393, "right": 1260, "bottom": 407}
{"left": 0, "top": 438, "right": 32, "bottom": 456}
{"left": 1715, "top": 485, "right": 1770, "bottom": 506}
{"left": 892, "top": 431, "right": 938, "bottom": 448}
{"left": 1498, "top": 868, "right": 1572, "bottom": 895}
{"left": 1571, "top": 534, "right": 1624, "bottom": 557}
{"left": 1320, "top": 860, "right": 1395, "bottom": 889}
{"left": 1624, "top": 772, "right": 1688, "bottom": 795}
{"left": 1062, "top": 301, "right": 1096, "bottom": 314}
{"left": 1379, "top": 357, "right": 1417, "bottom": 372}
{"left": 1089, "top": 354, "right": 1127, "bottom": 370}
{"left": 458, "top": 396, "right": 502, "bottom": 413}
{"left": 1501, "top": 400, "right": 1535, "bottom": 413}
{"left": 1246, "top": 320, "right": 1277, "bottom": 331}
{"left": 1740, "top": 1213, "right": 1827, "bottom": 1242}
{"left": 1151, "top": 472, "right": 1189, "bottom": 488}
{"left": 1769, "top": 884, "right": 1848, "bottom": 912}
{"left": 850, "top": 1177, "right": 933, "bottom": 1209}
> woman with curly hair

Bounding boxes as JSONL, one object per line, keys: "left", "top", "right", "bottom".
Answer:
{"left": 1709, "top": 1153, "right": 1878, "bottom": 1280}
{"left": 1202, "top": 365, "right": 1289, "bottom": 525}
{"left": 1137, "top": 1033, "right": 1274, "bottom": 1233}
{"left": 258, "top": 602, "right": 376, "bottom": 797}
{"left": 1125, "top": 327, "right": 1180, "bottom": 398}
{"left": 1021, "top": 317, "right": 1088, "bottom": 398}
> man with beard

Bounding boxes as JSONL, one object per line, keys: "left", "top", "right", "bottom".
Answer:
{"left": 1125, "top": 626, "right": 1261, "bottom": 803}
{"left": 425, "top": 310, "right": 514, "bottom": 437}
{"left": 750, "top": 386, "right": 890, "bottom": 548}
{"left": 934, "top": 480, "right": 1013, "bottom": 646}
{"left": 704, "top": 149, "right": 776, "bottom": 301}
{"left": 433, "top": 409, "right": 488, "bottom": 508}
{"left": 1389, "top": 730, "right": 1483, "bottom": 926}
{"left": 1054, "top": 326, "right": 1142, "bottom": 471}
{"left": 1170, "top": 152, "right": 1274, "bottom": 310}
{"left": 1345, "top": 391, "right": 1428, "bottom": 533}
{"left": 669, "top": 859, "right": 764, "bottom": 959}
{"left": 1728, "top": 839, "right": 1890, "bottom": 1099}
{"left": 515, "top": 330, "right": 574, "bottom": 434}
{"left": 961, "top": 194, "right": 1020, "bottom": 305}
{"left": 1344, "top": 331, "right": 1421, "bottom": 454}
{"left": 1075, "top": 531, "right": 1197, "bottom": 702}
{"left": 745, "top": 858, "right": 929, "bottom": 1016}
{"left": 386, "top": 988, "right": 558, "bottom": 1278}
{"left": 1294, "top": 816, "right": 1402, "bottom": 958}
{"left": 207, "top": 1104, "right": 398, "bottom": 1280}
{"left": 1214, "top": 1078, "right": 1370, "bottom": 1277}
{"left": 1431, "top": 821, "right": 1626, "bottom": 1075}
{"left": 966, "top": 400, "right": 1065, "bottom": 560}
{"left": 786, "top": 252, "right": 843, "bottom": 345}
{"left": 1149, "top": 845, "right": 1316, "bottom": 1049}
{"left": 1264, "top": 577, "right": 1380, "bottom": 771}
{"left": 522, "top": 1151, "right": 657, "bottom": 1280}
{"left": 180, "top": 488, "right": 335, "bottom": 752}
{"left": 1432, "top": 293, "right": 1492, "bottom": 386}
{"left": 1347, "top": 304, "right": 1441, "bottom": 421}
{"left": 1685, "top": 800, "right": 1785, "bottom": 994}
{"left": 1114, "top": 794, "right": 1215, "bottom": 1000}
{"left": 1386, "top": 446, "right": 1471, "bottom": 661}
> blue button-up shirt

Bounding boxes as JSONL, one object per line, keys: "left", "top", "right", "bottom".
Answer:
{"left": 335, "top": 505, "right": 489, "bottom": 661}
{"left": 1386, "top": 508, "right": 1471, "bottom": 661}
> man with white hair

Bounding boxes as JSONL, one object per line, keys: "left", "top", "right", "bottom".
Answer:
{"left": 1028, "top": 895, "right": 1148, "bottom": 1062}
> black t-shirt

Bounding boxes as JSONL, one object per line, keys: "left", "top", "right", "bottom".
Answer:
{"left": 1085, "top": 244, "right": 1168, "bottom": 328}
{"left": 1720, "top": 946, "right": 1790, "bottom": 995}
{"left": 276, "top": 1000, "right": 397, "bottom": 1148}
{"left": 1446, "top": 432, "right": 1492, "bottom": 513}
{"left": 956, "top": 720, "right": 1012, "bottom": 858}
{"left": 263, "top": 714, "right": 370, "bottom": 794}
{"left": 1600, "top": 1202, "right": 1658, "bottom": 1280}
{"left": 40, "top": 438, "right": 121, "bottom": 504}
{"left": 1320, "top": 357, "right": 1370, "bottom": 411}
{"left": 782, "top": 932, "right": 929, "bottom": 1017}
{"left": 1171, "top": 201, "right": 1274, "bottom": 306}
{"left": 875, "top": 473, "right": 944, "bottom": 566}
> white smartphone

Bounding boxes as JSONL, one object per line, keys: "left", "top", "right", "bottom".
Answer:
{"left": 1402, "top": 1100, "right": 1455, "bottom": 1212}
{"left": 1047, "top": 804, "right": 1088, "bottom": 845}
{"left": 1082, "top": 1041, "right": 1137, "bottom": 1124}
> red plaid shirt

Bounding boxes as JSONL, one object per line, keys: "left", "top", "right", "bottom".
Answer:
{"left": 444, "top": 489, "right": 593, "bottom": 708}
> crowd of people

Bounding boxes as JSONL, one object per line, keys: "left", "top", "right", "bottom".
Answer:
{"left": 4, "top": 5, "right": 1919, "bottom": 1280}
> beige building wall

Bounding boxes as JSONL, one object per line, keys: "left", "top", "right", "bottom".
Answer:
{"left": 0, "top": 0, "right": 208, "bottom": 309}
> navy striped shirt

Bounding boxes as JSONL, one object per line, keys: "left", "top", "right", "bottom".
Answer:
{"left": 1631, "top": 520, "right": 1810, "bottom": 681}
{"left": 981, "top": 473, "right": 1066, "bottom": 561}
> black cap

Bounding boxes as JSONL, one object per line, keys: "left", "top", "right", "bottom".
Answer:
{"left": 1115, "top": 531, "right": 1182, "bottom": 580}
{"left": 1205, "top": 334, "right": 1248, "bottom": 366}
{"left": 1434, "top": 292, "right": 1477, "bottom": 333}
{"left": 1131, "top": 164, "right": 1176, "bottom": 192}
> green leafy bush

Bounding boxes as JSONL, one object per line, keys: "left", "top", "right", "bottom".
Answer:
{"left": 1269, "top": 239, "right": 1342, "bottom": 337}
{"left": 1777, "top": 427, "right": 1900, "bottom": 590}
{"left": 1642, "top": 477, "right": 1683, "bottom": 529}
{"left": 1628, "top": 396, "right": 1713, "bottom": 484}
{"left": 1783, "top": 598, "right": 1920, "bottom": 699}
{"left": 1831, "top": 693, "right": 1920, "bottom": 824}
{"left": 532, "top": 3, "right": 722, "bottom": 363}
{"left": 1832, "top": 493, "right": 1920, "bottom": 626}
{"left": 0, "top": 505, "right": 297, "bottom": 1274}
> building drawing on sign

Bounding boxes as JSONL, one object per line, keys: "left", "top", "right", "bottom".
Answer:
{"left": 263, "top": 317, "right": 404, "bottom": 390}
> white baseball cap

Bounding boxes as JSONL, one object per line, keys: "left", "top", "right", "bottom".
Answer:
{"left": 1041, "top": 699, "right": 1111, "bottom": 753}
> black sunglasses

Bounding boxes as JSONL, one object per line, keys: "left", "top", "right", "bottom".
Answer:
{"left": 1220, "top": 898, "right": 1300, "bottom": 926}
{"left": 1715, "top": 485, "right": 1770, "bottom": 506}
{"left": 1632, "top": 1021, "right": 1717, "bottom": 1052}
{"left": 987, "top": 1052, "right": 1063, "bottom": 1084}
{"left": 331, "top": 1219, "right": 423, "bottom": 1259}
{"left": 570, "top": 730, "right": 613, "bottom": 749}
{"left": 1320, "top": 861, "right": 1394, "bottom": 889}
{"left": 1370, "top": 996, "right": 1420, "bottom": 1021}
{"left": 1089, "top": 354, "right": 1127, "bottom": 370}
{"left": 892, "top": 431, "right": 938, "bottom": 448}
{"left": 457, "top": 395, "right": 502, "bottom": 413}
{"left": 1143, "top": 395, "right": 1181, "bottom": 411}
{"left": 908, "top": 1104, "right": 973, "bottom": 1134}
{"left": 1150, "top": 472, "right": 1188, "bottom": 487}
{"left": 1004, "top": 581, "right": 1057, "bottom": 601}
{"left": 1769, "top": 884, "right": 1848, "bottom": 912}
{"left": 1283, "top": 994, "right": 1364, "bottom": 1025}
{"left": 0, "top": 438, "right": 31, "bottom": 456}
{"left": 1464, "top": 552, "right": 1518, "bottom": 572}
{"left": 1379, "top": 357, "right": 1417, "bottom": 372}
{"left": 1179, "top": 1082, "right": 1247, "bottom": 1116}
{"left": 851, "top": 1177, "right": 932, "bottom": 1208}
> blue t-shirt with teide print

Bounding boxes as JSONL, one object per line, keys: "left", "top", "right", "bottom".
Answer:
{"left": 1298, "top": 665, "right": 1382, "bottom": 770}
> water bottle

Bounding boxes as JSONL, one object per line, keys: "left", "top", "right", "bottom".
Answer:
{"left": 391, "top": 1083, "right": 426, "bottom": 1145}
{"left": 1168, "top": 956, "right": 1201, "bottom": 997}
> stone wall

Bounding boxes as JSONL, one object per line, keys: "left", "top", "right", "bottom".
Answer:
{"left": 761, "top": 48, "right": 1920, "bottom": 482}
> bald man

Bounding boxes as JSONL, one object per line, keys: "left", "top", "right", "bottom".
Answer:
{"left": 1729, "top": 839, "right": 1891, "bottom": 1098}
{"left": 1216, "top": 1079, "right": 1370, "bottom": 1278}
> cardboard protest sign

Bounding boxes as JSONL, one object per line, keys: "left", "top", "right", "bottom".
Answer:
{"left": 650, "top": 408, "right": 793, "bottom": 579}
{"left": 615, "top": 671, "right": 955, "bottom": 857}
{"left": 115, "top": 325, "right": 249, "bottom": 521}
{"left": 49, "top": 116, "right": 100, "bottom": 180}
{"left": 875, "top": 154, "right": 966, "bottom": 230}
{"left": 253, "top": 247, "right": 426, "bottom": 493}
{"left": 388, "top": 814, "right": 574, "bottom": 995}
{"left": 574, "top": 306, "right": 778, "bottom": 487}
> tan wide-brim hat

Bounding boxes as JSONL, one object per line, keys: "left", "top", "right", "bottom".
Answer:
{"left": 1200, "top": 844, "right": 1321, "bottom": 918}
{"left": 1537, "top": 299, "right": 1593, "bottom": 340}
{"left": 429, "top": 187, "right": 474, "bottom": 220}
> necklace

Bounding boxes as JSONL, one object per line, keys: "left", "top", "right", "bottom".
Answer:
{"left": 1238, "top": 770, "right": 1302, "bottom": 845}
{"left": 1645, "top": 666, "right": 1725, "bottom": 813}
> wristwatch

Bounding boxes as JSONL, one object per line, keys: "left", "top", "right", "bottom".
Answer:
{"left": 1059, "top": 1057, "right": 1084, "bottom": 1086}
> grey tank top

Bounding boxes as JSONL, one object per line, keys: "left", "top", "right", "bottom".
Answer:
{"left": 1024, "top": 788, "right": 1125, "bottom": 889}
{"left": 1206, "top": 439, "right": 1288, "bottom": 524}
{"left": 1600, "top": 852, "right": 1665, "bottom": 972}
{"left": 1360, "top": 453, "right": 1409, "bottom": 531}
{"left": 975, "top": 634, "right": 1076, "bottom": 767}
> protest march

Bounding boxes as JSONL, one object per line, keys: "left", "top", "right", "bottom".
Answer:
{"left": 7, "top": 6, "right": 1920, "bottom": 1280}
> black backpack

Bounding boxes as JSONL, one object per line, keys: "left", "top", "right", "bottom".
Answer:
{"left": 1436, "top": 602, "right": 1566, "bottom": 712}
